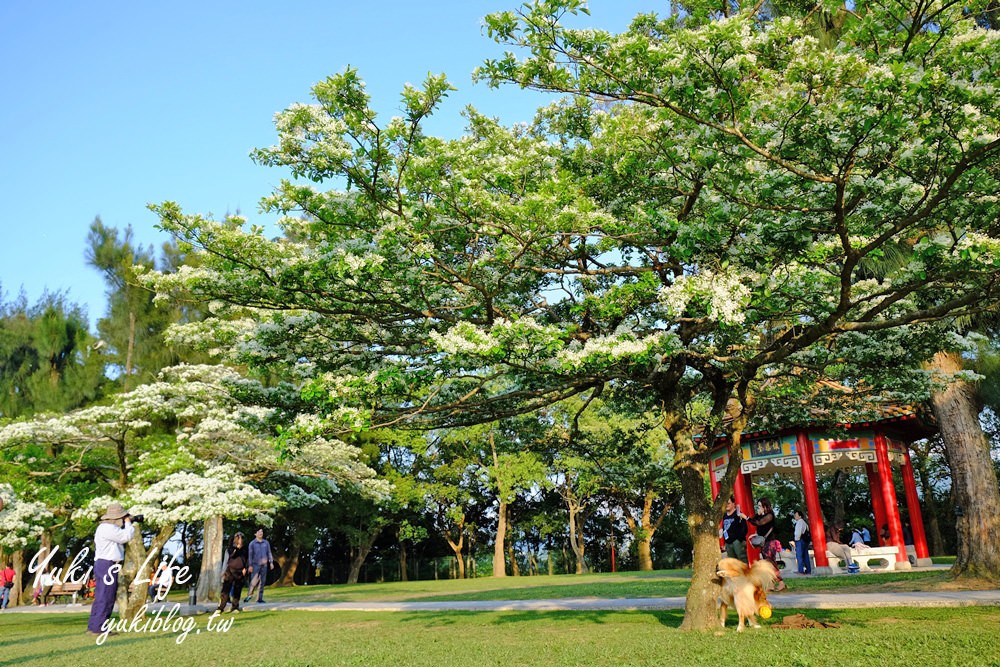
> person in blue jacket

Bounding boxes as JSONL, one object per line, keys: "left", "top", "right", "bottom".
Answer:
{"left": 245, "top": 528, "right": 275, "bottom": 603}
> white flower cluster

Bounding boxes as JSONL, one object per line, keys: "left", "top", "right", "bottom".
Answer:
{"left": 343, "top": 251, "right": 386, "bottom": 274}
{"left": 556, "top": 331, "right": 670, "bottom": 369}
{"left": 292, "top": 437, "right": 391, "bottom": 499}
{"left": 0, "top": 484, "right": 53, "bottom": 550}
{"left": 75, "top": 466, "right": 281, "bottom": 527}
{"left": 0, "top": 418, "right": 84, "bottom": 447}
{"left": 430, "top": 322, "right": 501, "bottom": 356}
{"left": 429, "top": 318, "right": 563, "bottom": 359}
{"left": 163, "top": 318, "right": 260, "bottom": 354}
{"left": 658, "top": 269, "right": 753, "bottom": 325}
{"left": 953, "top": 231, "right": 1000, "bottom": 265}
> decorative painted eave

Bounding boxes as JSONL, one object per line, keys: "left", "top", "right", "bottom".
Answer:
{"left": 705, "top": 406, "right": 935, "bottom": 480}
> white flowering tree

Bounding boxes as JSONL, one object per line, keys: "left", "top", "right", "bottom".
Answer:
{"left": 145, "top": 1, "right": 1000, "bottom": 628}
{"left": 0, "top": 363, "right": 382, "bottom": 616}
{"left": 0, "top": 485, "right": 53, "bottom": 606}
{"left": 75, "top": 461, "right": 281, "bottom": 613}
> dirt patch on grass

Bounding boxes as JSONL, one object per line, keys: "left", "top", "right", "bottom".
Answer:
{"left": 771, "top": 613, "right": 841, "bottom": 629}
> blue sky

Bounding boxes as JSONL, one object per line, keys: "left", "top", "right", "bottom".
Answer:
{"left": 0, "top": 1, "right": 648, "bottom": 326}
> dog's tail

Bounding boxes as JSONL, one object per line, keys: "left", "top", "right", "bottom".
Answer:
{"left": 748, "top": 559, "right": 779, "bottom": 590}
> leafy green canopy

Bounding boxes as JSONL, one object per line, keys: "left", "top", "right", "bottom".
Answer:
{"left": 147, "top": 1, "right": 1000, "bottom": 444}
{"left": 0, "top": 290, "right": 106, "bottom": 420}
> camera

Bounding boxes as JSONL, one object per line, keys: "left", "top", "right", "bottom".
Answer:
{"left": 130, "top": 514, "right": 144, "bottom": 523}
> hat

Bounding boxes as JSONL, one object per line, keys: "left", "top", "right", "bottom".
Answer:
{"left": 100, "top": 502, "right": 129, "bottom": 521}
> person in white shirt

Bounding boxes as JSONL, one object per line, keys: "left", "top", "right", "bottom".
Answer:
{"left": 86, "top": 502, "right": 135, "bottom": 636}
{"left": 791, "top": 510, "right": 812, "bottom": 574}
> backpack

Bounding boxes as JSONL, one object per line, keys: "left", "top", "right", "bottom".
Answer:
{"left": 802, "top": 526, "right": 811, "bottom": 541}
{"left": 2, "top": 569, "right": 13, "bottom": 588}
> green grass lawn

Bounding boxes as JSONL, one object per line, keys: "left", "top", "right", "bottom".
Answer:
{"left": 4, "top": 568, "right": 996, "bottom": 666}
{"left": 1, "top": 606, "right": 997, "bottom": 667}
{"left": 237, "top": 568, "right": 975, "bottom": 603}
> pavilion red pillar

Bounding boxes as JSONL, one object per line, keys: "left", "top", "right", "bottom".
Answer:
{"left": 900, "top": 446, "right": 932, "bottom": 566}
{"left": 797, "top": 431, "right": 829, "bottom": 569}
{"left": 865, "top": 463, "right": 888, "bottom": 544}
{"left": 710, "top": 459, "right": 724, "bottom": 551}
{"left": 874, "top": 432, "right": 910, "bottom": 568}
{"left": 733, "top": 468, "right": 758, "bottom": 563}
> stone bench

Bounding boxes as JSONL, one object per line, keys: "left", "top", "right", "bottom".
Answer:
{"left": 781, "top": 546, "right": 900, "bottom": 573}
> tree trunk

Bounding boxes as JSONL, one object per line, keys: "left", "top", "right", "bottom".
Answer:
{"left": 444, "top": 537, "right": 466, "bottom": 579}
{"left": 566, "top": 500, "right": 587, "bottom": 574}
{"left": 124, "top": 310, "right": 136, "bottom": 390}
{"left": 912, "top": 443, "right": 946, "bottom": 555}
{"left": 277, "top": 543, "right": 300, "bottom": 587}
{"left": 636, "top": 535, "right": 653, "bottom": 571}
{"left": 830, "top": 469, "right": 848, "bottom": 529}
{"left": 346, "top": 530, "right": 380, "bottom": 585}
{"left": 928, "top": 351, "right": 1000, "bottom": 580}
{"left": 622, "top": 509, "right": 652, "bottom": 571}
{"left": 508, "top": 545, "right": 521, "bottom": 576}
{"left": 11, "top": 550, "right": 25, "bottom": 607}
{"left": 197, "top": 515, "right": 224, "bottom": 602}
{"left": 399, "top": 540, "right": 409, "bottom": 582}
{"left": 622, "top": 492, "right": 660, "bottom": 571}
{"left": 119, "top": 523, "right": 174, "bottom": 622}
{"left": 494, "top": 500, "right": 508, "bottom": 577}
{"left": 677, "top": 464, "right": 724, "bottom": 630}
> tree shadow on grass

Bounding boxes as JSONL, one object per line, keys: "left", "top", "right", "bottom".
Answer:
{"left": 395, "top": 609, "right": 686, "bottom": 628}
{"left": 0, "top": 614, "right": 89, "bottom": 650}
{"left": 0, "top": 628, "right": 166, "bottom": 666}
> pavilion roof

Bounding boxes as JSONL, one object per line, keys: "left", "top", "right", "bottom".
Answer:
{"left": 706, "top": 378, "right": 936, "bottom": 443}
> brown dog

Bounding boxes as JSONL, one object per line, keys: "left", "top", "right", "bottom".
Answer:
{"left": 716, "top": 557, "right": 778, "bottom": 631}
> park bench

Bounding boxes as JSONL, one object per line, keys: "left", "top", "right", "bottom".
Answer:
{"left": 781, "top": 545, "right": 900, "bottom": 573}
{"left": 43, "top": 581, "right": 85, "bottom": 604}
{"left": 838, "top": 546, "right": 899, "bottom": 571}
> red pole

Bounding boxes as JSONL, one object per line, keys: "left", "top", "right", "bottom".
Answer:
{"left": 875, "top": 432, "right": 910, "bottom": 567}
{"left": 709, "top": 458, "right": 721, "bottom": 501}
{"left": 734, "top": 470, "right": 757, "bottom": 563}
{"left": 610, "top": 535, "right": 617, "bottom": 573}
{"left": 866, "top": 463, "right": 888, "bottom": 544}
{"left": 900, "top": 446, "right": 931, "bottom": 564}
{"left": 797, "top": 431, "right": 829, "bottom": 569}
{"left": 710, "top": 455, "right": 726, "bottom": 552}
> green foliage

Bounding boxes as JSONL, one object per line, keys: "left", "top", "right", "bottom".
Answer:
{"left": 86, "top": 217, "right": 210, "bottom": 389}
{"left": 148, "top": 0, "right": 1000, "bottom": 442}
{"left": 0, "top": 289, "right": 106, "bottom": 419}
{"left": 142, "top": 0, "right": 1000, "bottom": 620}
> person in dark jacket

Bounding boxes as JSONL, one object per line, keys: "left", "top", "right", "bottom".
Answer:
{"left": 747, "top": 497, "right": 786, "bottom": 591}
{"left": 217, "top": 532, "right": 248, "bottom": 613}
{"left": 720, "top": 496, "right": 749, "bottom": 562}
